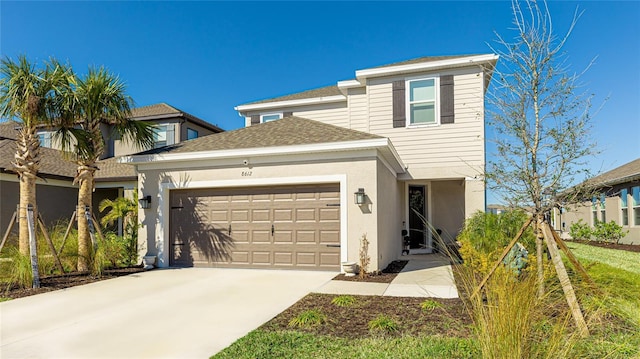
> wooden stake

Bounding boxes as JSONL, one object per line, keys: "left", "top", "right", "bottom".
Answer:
{"left": 542, "top": 222, "right": 589, "bottom": 337}
{"left": 37, "top": 214, "right": 65, "bottom": 274}
{"left": 550, "top": 229, "right": 601, "bottom": 294}
{"left": 58, "top": 211, "right": 76, "bottom": 254}
{"left": 92, "top": 213, "right": 105, "bottom": 242}
{"left": 27, "top": 204, "right": 40, "bottom": 288}
{"left": 471, "top": 216, "right": 534, "bottom": 299}
{"left": 0, "top": 211, "right": 17, "bottom": 254}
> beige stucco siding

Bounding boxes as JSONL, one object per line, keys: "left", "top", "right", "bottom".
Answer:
{"left": 136, "top": 151, "right": 399, "bottom": 270}
{"left": 431, "top": 180, "right": 466, "bottom": 242}
{"left": 375, "top": 159, "right": 402, "bottom": 268}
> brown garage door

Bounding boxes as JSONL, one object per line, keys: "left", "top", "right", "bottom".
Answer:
{"left": 169, "top": 184, "right": 341, "bottom": 270}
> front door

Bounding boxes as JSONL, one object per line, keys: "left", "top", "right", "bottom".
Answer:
{"left": 408, "top": 185, "right": 430, "bottom": 253}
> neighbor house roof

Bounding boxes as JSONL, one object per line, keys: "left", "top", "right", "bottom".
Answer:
{"left": 136, "top": 116, "right": 383, "bottom": 155}
{"left": 130, "top": 103, "right": 224, "bottom": 133}
{"left": 584, "top": 158, "right": 640, "bottom": 188}
{"left": 0, "top": 121, "right": 135, "bottom": 181}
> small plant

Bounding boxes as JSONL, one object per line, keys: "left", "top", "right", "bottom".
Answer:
{"left": 368, "top": 314, "right": 399, "bottom": 334}
{"left": 420, "top": 299, "right": 443, "bottom": 312}
{"left": 359, "top": 233, "right": 370, "bottom": 279}
{"left": 592, "top": 220, "right": 627, "bottom": 243}
{"left": 288, "top": 309, "right": 327, "bottom": 328}
{"left": 569, "top": 219, "right": 592, "bottom": 241}
{"left": 331, "top": 295, "right": 357, "bottom": 307}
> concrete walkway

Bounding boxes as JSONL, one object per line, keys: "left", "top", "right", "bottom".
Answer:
{"left": 0, "top": 268, "right": 336, "bottom": 359}
{"left": 315, "top": 254, "right": 459, "bottom": 298}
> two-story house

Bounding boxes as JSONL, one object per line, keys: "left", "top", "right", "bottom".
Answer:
{"left": 124, "top": 54, "right": 498, "bottom": 271}
{"left": 1, "top": 103, "right": 222, "bottom": 232}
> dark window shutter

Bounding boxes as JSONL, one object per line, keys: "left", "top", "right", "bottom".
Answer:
{"left": 440, "top": 75, "right": 454, "bottom": 124}
{"left": 283, "top": 111, "right": 293, "bottom": 117}
{"left": 392, "top": 80, "right": 406, "bottom": 128}
{"left": 250, "top": 115, "right": 260, "bottom": 125}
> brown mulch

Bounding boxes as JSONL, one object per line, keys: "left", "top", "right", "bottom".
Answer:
{"left": 332, "top": 260, "right": 408, "bottom": 283}
{"left": 567, "top": 240, "right": 640, "bottom": 253}
{"left": 2, "top": 267, "right": 145, "bottom": 299}
{"left": 261, "top": 293, "right": 472, "bottom": 338}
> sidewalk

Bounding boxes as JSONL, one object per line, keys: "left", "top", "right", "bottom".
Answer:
{"left": 314, "top": 254, "right": 459, "bottom": 298}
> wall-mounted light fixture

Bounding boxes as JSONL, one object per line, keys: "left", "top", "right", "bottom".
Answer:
{"left": 354, "top": 188, "right": 366, "bottom": 205}
{"left": 139, "top": 195, "right": 152, "bottom": 209}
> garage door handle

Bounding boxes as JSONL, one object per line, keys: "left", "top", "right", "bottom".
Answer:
{"left": 271, "top": 224, "right": 275, "bottom": 236}
{"left": 326, "top": 244, "right": 341, "bottom": 248}
{"left": 173, "top": 242, "right": 184, "bottom": 246}
{"left": 228, "top": 224, "right": 232, "bottom": 235}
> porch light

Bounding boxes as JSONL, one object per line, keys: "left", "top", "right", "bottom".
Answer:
{"left": 139, "top": 195, "right": 152, "bottom": 209}
{"left": 354, "top": 188, "right": 366, "bottom": 205}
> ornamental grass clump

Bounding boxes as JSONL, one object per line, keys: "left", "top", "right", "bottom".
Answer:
{"left": 331, "top": 295, "right": 357, "bottom": 308}
{"left": 288, "top": 309, "right": 327, "bottom": 328}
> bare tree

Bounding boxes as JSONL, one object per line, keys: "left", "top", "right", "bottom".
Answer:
{"left": 486, "top": 0, "right": 597, "bottom": 295}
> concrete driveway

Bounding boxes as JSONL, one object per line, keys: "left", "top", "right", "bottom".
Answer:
{"left": 0, "top": 268, "right": 336, "bottom": 358}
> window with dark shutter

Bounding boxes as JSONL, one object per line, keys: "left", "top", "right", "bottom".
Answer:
{"left": 392, "top": 80, "right": 405, "bottom": 128}
{"left": 250, "top": 115, "right": 260, "bottom": 125}
{"left": 440, "top": 75, "right": 454, "bottom": 124}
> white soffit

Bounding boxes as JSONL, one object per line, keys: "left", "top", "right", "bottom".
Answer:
{"left": 120, "top": 138, "right": 406, "bottom": 174}
{"left": 234, "top": 95, "right": 346, "bottom": 112}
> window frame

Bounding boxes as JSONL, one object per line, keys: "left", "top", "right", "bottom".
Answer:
{"left": 153, "top": 124, "right": 175, "bottom": 149}
{"left": 405, "top": 75, "right": 440, "bottom": 127}
{"left": 621, "top": 188, "right": 629, "bottom": 226}
{"left": 37, "top": 131, "right": 53, "bottom": 148}
{"left": 186, "top": 128, "right": 198, "bottom": 140}
{"left": 632, "top": 186, "right": 640, "bottom": 226}
{"left": 260, "top": 113, "right": 282, "bottom": 123}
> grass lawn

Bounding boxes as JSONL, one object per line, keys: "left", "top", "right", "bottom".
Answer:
{"left": 566, "top": 242, "right": 640, "bottom": 274}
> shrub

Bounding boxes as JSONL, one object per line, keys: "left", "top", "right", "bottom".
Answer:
{"left": 592, "top": 220, "right": 627, "bottom": 244}
{"left": 420, "top": 299, "right": 443, "bottom": 312}
{"left": 331, "top": 295, "right": 357, "bottom": 307}
{"left": 569, "top": 219, "right": 592, "bottom": 240}
{"left": 288, "top": 310, "right": 327, "bottom": 328}
{"left": 368, "top": 314, "right": 399, "bottom": 334}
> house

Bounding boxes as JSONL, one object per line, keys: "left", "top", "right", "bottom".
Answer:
{"left": 36, "top": 103, "right": 224, "bottom": 158}
{"left": 123, "top": 54, "right": 499, "bottom": 271}
{"left": 556, "top": 158, "right": 640, "bottom": 244}
{"left": 0, "top": 103, "right": 222, "bottom": 234}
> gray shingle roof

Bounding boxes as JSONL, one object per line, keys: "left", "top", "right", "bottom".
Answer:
{"left": 242, "top": 85, "right": 342, "bottom": 106}
{"left": 585, "top": 158, "right": 640, "bottom": 188}
{"left": 137, "top": 116, "right": 382, "bottom": 155}
{"left": 0, "top": 121, "right": 19, "bottom": 140}
{"left": 130, "top": 103, "right": 224, "bottom": 132}
{"left": 367, "top": 54, "right": 482, "bottom": 69}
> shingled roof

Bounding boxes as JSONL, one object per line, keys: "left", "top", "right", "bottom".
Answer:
{"left": 130, "top": 103, "right": 223, "bottom": 132}
{"left": 137, "top": 116, "right": 382, "bottom": 155}
{"left": 0, "top": 121, "right": 135, "bottom": 181}
{"left": 585, "top": 158, "right": 640, "bottom": 188}
{"left": 367, "top": 54, "right": 481, "bottom": 69}
{"left": 242, "top": 85, "right": 343, "bottom": 106}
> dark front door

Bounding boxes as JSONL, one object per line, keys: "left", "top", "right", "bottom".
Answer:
{"left": 408, "top": 185, "right": 427, "bottom": 250}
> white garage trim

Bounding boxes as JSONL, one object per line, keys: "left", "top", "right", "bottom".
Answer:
{"left": 155, "top": 174, "right": 348, "bottom": 267}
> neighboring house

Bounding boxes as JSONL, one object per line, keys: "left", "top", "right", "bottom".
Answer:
{"left": 36, "top": 103, "right": 224, "bottom": 158}
{"left": 0, "top": 103, "right": 221, "bottom": 235}
{"left": 124, "top": 54, "right": 498, "bottom": 271}
{"left": 556, "top": 158, "right": 640, "bottom": 244}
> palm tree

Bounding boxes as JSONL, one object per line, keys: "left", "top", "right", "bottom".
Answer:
{"left": 99, "top": 193, "right": 138, "bottom": 266}
{"left": 0, "top": 56, "right": 73, "bottom": 255}
{"left": 62, "top": 67, "right": 153, "bottom": 271}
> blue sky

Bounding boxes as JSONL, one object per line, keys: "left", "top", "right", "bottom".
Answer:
{"left": 2, "top": 1, "right": 638, "bottom": 202}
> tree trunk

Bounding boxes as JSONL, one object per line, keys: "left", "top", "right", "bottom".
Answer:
{"left": 76, "top": 164, "right": 96, "bottom": 271}
{"left": 536, "top": 215, "right": 545, "bottom": 297}
{"left": 14, "top": 125, "right": 40, "bottom": 256}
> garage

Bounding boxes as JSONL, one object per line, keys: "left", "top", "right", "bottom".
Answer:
{"left": 169, "top": 184, "right": 341, "bottom": 270}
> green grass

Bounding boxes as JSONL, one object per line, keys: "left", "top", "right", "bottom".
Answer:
{"left": 0, "top": 297, "right": 11, "bottom": 302}
{"left": 211, "top": 330, "right": 478, "bottom": 359}
{"left": 566, "top": 242, "right": 640, "bottom": 274}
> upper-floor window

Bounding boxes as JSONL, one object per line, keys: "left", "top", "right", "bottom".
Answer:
{"left": 154, "top": 124, "right": 175, "bottom": 148}
{"left": 38, "top": 131, "right": 53, "bottom": 148}
{"left": 599, "top": 193, "right": 606, "bottom": 222}
{"left": 621, "top": 188, "right": 629, "bottom": 226}
{"left": 407, "top": 77, "right": 438, "bottom": 126}
{"left": 632, "top": 186, "right": 640, "bottom": 226}
{"left": 187, "top": 128, "right": 198, "bottom": 140}
{"left": 261, "top": 113, "right": 282, "bottom": 123}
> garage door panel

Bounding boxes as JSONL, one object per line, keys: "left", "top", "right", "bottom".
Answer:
{"left": 170, "top": 184, "right": 340, "bottom": 270}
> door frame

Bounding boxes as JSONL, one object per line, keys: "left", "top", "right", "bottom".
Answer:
{"left": 405, "top": 181, "right": 433, "bottom": 254}
{"left": 159, "top": 175, "right": 347, "bottom": 267}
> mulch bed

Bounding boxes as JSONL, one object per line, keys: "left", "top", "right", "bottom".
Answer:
{"left": 261, "top": 293, "right": 472, "bottom": 339}
{"left": 332, "top": 260, "right": 408, "bottom": 283}
{"left": 566, "top": 240, "right": 640, "bottom": 253}
{"left": 2, "top": 266, "right": 145, "bottom": 299}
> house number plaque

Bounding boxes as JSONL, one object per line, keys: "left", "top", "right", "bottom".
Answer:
{"left": 241, "top": 171, "right": 253, "bottom": 177}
